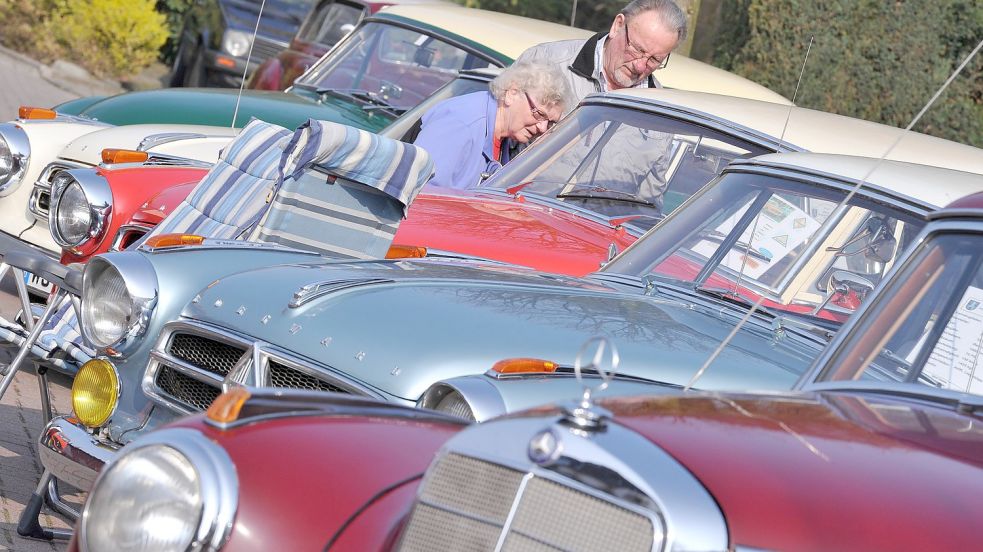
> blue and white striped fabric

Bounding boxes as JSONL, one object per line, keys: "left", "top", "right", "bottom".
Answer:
{"left": 146, "top": 119, "right": 293, "bottom": 240}
{"left": 249, "top": 119, "right": 433, "bottom": 259}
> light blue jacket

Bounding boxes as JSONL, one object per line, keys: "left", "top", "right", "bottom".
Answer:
{"left": 414, "top": 91, "right": 510, "bottom": 189}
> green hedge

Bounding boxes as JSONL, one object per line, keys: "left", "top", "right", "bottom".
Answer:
{"left": 712, "top": 0, "right": 982, "bottom": 148}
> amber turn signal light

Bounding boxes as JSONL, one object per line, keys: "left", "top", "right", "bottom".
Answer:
{"left": 386, "top": 244, "right": 428, "bottom": 259}
{"left": 206, "top": 387, "right": 252, "bottom": 425}
{"left": 18, "top": 106, "right": 56, "bottom": 119}
{"left": 491, "top": 358, "right": 558, "bottom": 374}
{"left": 143, "top": 233, "right": 206, "bottom": 249}
{"left": 102, "top": 148, "right": 149, "bottom": 164}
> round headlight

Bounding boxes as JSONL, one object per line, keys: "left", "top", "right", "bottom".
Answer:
{"left": 434, "top": 390, "right": 476, "bottom": 421}
{"left": 82, "top": 262, "right": 132, "bottom": 348}
{"left": 54, "top": 177, "right": 93, "bottom": 246}
{"left": 82, "top": 445, "right": 202, "bottom": 551}
{"left": 80, "top": 428, "right": 239, "bottom": 552}
{"left": 0, "top": 135, "right": 13, "bottom": 184}
{"left": 222, "top": 29, "right": 252, "bottom": 57}
{"left": 72, "top": 358, "right": 119, "bottom": 428}
{"left": 81, "top": 255, "right": 158, "bottom": 353}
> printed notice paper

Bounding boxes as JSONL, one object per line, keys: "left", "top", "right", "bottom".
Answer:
{"left": 924, "top": 285, "right": 983, "bottom": 393}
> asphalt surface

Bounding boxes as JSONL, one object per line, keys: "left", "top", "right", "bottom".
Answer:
{"left": 0, "top": 45, "right": 83, "bottom": 551}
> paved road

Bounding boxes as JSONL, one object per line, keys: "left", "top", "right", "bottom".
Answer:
{"left": 0, "top": 45, "right": 80, "bottom": 552}
{"left": 0, "top": 46, "right": 77, "bottom": 119}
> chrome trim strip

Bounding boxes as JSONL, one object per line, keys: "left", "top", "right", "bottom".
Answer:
{"left": 0, "top": 122, "right": 31, "bottom": 195}
{"left": 79, "top": 428, "right": 238, "bottom": 552}
{"left": 289, "top": 278, "right": 393, "bottom": 308}
{"left": 38, "top": 416, "right": 120, "bottom": 491}
{"left": 137, "top": 132, "right": 207, "bottom": 151}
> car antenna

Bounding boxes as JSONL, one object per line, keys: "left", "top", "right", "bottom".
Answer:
{"left": 729, "top": 36, "right": 814, "bottom": 299}
{"left": 684, "top": 37, "right": 983, "bottom": 392}
{"left": 777, "top": 35, "right": 814, "bottom": 152}
{"left": 231, "top": 0, "right": 268, "bottom": 131}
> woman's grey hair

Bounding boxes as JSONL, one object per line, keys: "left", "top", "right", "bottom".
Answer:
{"left": 489, "top": 61, "right": 573, "bottom": 112}
{"left": 621, "top": 0, "right": 688, "bottom": 44}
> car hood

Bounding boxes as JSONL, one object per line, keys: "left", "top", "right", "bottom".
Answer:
{"left": 395, "top": 188, "right": 638, "bottom": 276}
{"left": 182, "top": 258, "right": 819, "bottom": 401}
{"left": 57, "top": 124, "right": 237, "bottom": 166}
{"left": 132, "top": 181, "right": 201, "bottom": 226}
{"left": 71, "top": 88, "right": 392, "bottom": 131}
{"left": 610, "top": 392, "right": 983, "bottom": 551}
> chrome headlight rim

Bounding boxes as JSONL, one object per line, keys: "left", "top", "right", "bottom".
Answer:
{"left": 0, "top": 123, "right": 31, "bottom": 195}
{"left": 221, "top": 29, "right": 253, "bottom": 58}
{"left": 418, "top": 380, "right": 508, "bottom": 422}
{"left": 49, "top": 168, "right": 112, "bottom": 251}
{"left": 79, "top": 427, "right": 238, "bottom": 552}
{"left": 80, "top": 254, "right": 158, "bottom": 354}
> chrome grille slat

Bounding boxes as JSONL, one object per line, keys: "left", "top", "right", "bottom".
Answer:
{"left": 249, "top": 38, "right": 283, "bottom": 62}
{"left": 399, "top": 454, "right": 655, "bottom": 552}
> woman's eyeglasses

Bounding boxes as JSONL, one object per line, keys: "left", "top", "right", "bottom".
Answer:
{"left": 524, "top": 92, "right": 557, "bottom": 128}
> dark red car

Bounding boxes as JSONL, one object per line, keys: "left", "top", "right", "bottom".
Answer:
{"left": 65, "top": 192, "right": 983, "bottom": 550}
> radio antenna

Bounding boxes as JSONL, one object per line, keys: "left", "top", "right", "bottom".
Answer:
{"left": 685, "top": 37, "right": 983, "bottom": 392}
{"left": 231, "top": 0, "right": 268, "bottom": 131}
{"left": 777, "top": 35, "right": 814, "bottom": 151}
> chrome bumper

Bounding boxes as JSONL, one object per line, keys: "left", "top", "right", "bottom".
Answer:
{"left": 38, "top": 416, "right": 120, "bottom": 491}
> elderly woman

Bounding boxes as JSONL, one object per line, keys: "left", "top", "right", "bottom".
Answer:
{"left": 414, "top": 61, "right": 571, "bottom": 189}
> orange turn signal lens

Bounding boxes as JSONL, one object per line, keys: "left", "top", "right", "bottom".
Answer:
{"left": 101, "top": 148, "right": 149, "bottom": 164}
{"left": 18, "top": 106, "right": 56, "bottom": 119}
{"left": 491, "top": 358, "right": 558, "bottom": 374}
{"left": 206, "top": 387, "right": 252, "bottom": 425}
{"left": 216, "top": 56, "right": 236, "bottom": 68}
{"left": 386, "top": 244, "right": 428, "bottom": 259}
{"left": 143, "top": 233, "right": 206, "bottom": 249}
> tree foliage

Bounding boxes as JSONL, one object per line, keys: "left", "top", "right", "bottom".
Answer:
{"left": 712, "top": 0, "right": 982, "bottom": 147}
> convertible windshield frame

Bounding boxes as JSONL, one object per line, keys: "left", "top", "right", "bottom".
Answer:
{"left": 801, "top": 221, "right": 983, "bottom": 402}
{"left": 294, "top": 16, "right": 504, "bottom": 87}
{"left": 602, "top": 161, "right": 934, "bottom": 308}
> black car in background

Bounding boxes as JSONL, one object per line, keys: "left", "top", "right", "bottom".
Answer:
{"left": 170, "top": 0, "right": 315, "bottom": 88}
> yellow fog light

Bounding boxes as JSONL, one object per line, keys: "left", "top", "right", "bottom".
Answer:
{"left": 71, "top": 358, "right": 120, "bottom": 428}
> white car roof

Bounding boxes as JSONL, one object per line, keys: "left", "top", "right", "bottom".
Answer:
{"left": 747, "top": 152, "right": 983, "bottom": 208}
{"left": 611, "top": 88, "right": 983, "bottom": 176}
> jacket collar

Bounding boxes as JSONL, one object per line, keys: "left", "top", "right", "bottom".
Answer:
{"left": 569, "top": 31, "right": 657, "bottom": 90}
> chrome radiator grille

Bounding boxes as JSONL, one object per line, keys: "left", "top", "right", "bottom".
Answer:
{"left": 250, "top": 37, "right": 285, "bottom": 63}
{"left": 399, "top": 454, "right": 656, "bottom": 552}
{"left": 149, "top": 326, "right": 359, "bottom": 413}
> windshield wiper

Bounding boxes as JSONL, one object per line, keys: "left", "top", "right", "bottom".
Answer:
{"left": 694, "top": 285, "right": 777, "bottom": 319}
{"left": 316, "top": 88, "right": 406, "bottom": 115}
{"left": 557, "top": 186, "right": 657, "bottom": 207}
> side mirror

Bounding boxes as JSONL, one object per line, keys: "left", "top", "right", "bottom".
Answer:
{"left": 812, "top": 270, "right": 876, "bottom": 315}
{"left": 413, "top": 47, "right": 435, "bottom": 68}
{"left": 865, "top": 222, "right": 898, "bottom": 263}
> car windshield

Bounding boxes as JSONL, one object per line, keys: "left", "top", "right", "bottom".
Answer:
{"left": 294, "top": 21, "right": 498, "bottom": 110}
{"left": 817, "top": 230, "right": 983, "bottom": 398}
{"left": 602, "top": 170, "right": 927, "bottom": 322}
{"left": 479, "top": 103, "right": 771, "bottom": 230}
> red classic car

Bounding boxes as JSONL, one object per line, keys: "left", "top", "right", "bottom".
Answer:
{"left": 248, "top": 0, "right": 446, "bottom": 91}
{"left": 66, "top": 190, "right": 983, "bottom": 551}
{"left": 46, "top": 86, "right": 983, "bottom": 277}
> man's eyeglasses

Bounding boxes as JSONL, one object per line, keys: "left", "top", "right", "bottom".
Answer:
{"left": 623, "top": 22, "right": 670, "bottom": 70}
{"left": 524, "top": 92, "right": 557, "bottom": 128}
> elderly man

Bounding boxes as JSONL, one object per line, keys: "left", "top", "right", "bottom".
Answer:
{"left": 513, "top": 0, "right": 688, "bottom": 220}
{"left": 516, "top": 0, "right": 687, "bottom": 103}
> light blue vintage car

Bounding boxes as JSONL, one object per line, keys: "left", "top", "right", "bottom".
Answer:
{"left": 35, "top": 145, "right": 983, "bottom": 509}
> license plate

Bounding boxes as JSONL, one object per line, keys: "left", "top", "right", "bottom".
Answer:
{"left": 23, "top": 271, "right": 53, "bottom": 295}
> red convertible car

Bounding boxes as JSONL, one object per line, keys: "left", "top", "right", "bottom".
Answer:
{"left": 65, "top": 191, "right": 983, "bottom": 551}
{"left": 45, "top": 86, "right": 983, "bottom": 277}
